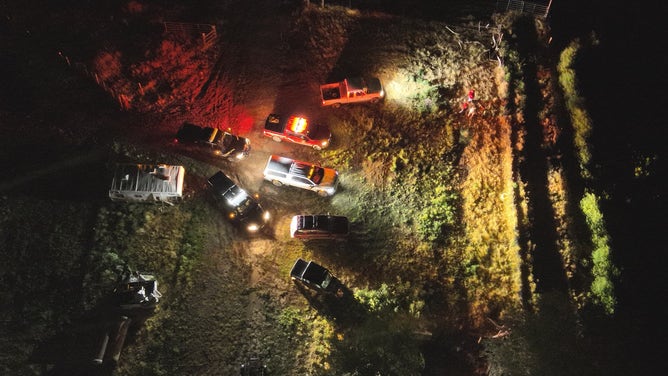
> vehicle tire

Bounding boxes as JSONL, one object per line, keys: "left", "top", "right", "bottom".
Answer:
{"left": 333, "top": 103, "right": 341, "bottom": 109}
{"left": 272, "top": 136, "right": 282, "bottom": 142}
{"left": 317, "top": 190, "right": 328, "bottom": 197}
{"left": 272, "top": 180, "right": 283, "bottom": 187}
{"left": 313, "top": 145, "right": 322, "bottom": 151}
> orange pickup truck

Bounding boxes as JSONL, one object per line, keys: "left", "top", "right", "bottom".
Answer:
{"left": 320, "top": 77, "right": 384, "bottom": 107}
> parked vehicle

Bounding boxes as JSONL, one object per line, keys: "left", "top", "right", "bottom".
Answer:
{"left": 174, "top": 122, "right": 250, "bottom": 160}
{"left": 290, "top": 214, "right": 349, "bottom": 240}
{"left": 290, "top": 258, "right": 341, "bottom": 294}
{"left": 207, "top": 171, "right": 270, "bottom": 233}
{"left": 263, "top": 113, "right": 331, "bottom": 150}
{"left": 320, "top": 77, "right": 384, "bottom": 107}
{"left": 239, "top": 356, "right": 268, "bottom": 376}
{"left": 263, "top": 155, "right": 339, "bottom": 197}
{"left": 109, "top": 164, "right": 185, "bottom": 204}
{"left": 113, "top": 271, "right": 162, "bottom": 310}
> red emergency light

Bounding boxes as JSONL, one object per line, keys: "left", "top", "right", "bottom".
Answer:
{"left": 288, "top": 116, "right": 308, "bottom": 133}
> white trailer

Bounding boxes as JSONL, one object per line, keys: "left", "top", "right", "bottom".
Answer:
{"left": 109, "top": 164, "right": 185, "bottom": 203}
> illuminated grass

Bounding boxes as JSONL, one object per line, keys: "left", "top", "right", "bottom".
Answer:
{"left": 579, "top": 192, "right": 617, "bottom": 314}
{"left": 558, "top": 40, "right": 593, "bottom": 177}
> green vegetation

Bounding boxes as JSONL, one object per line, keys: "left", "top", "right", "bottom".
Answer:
{"left": 557, "top": 37, "right": 617, "bottom": 315}
{"left": 558, "top": 39, "right": 593, "bottom": 177}
{"left": 579, "top": 192, "right": 617, "bottom": 314}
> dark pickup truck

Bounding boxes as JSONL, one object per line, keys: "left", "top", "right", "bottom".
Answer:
{"left": 290, "top": 258, "right": 341, "bottom": 294}
{"left": 263, "top": 114, "right": 331, "bottom": 150}
{"left": 207, "top": 171, "right": 270, "bottom": 233}
{"left": 174, "top": 122, "right": 250, "bottom": 160}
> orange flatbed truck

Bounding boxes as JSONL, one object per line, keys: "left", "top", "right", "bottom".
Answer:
{"left": 320, "top": 77, "right": 384, "bottom": 107}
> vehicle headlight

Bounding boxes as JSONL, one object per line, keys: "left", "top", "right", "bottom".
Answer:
{"left": 380, "top": 89, "right": 385, "bottom": 97}
{"left": 321, "top": 140, "right": 328, "bottom": 147}
{"left": 263, "top": 211, "right": 271, "bottom": 221}
{"left": 247, "top": 224, "right": 259, "bottom": 232}
{"left": 236, "top": 152, "right": 244, "bottom": 159}
{"left": 214, "top": 150, "right": 222, "bottom": 155}
{"left": 228, "top": 212, "right": 236, "bottom": 220}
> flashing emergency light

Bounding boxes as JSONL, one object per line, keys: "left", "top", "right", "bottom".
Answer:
{"left": 288, "top": 117, "right": 308, "bottom": 133}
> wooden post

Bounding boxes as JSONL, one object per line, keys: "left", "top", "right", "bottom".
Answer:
{"left": 92, "top": 332, "right": 110, "bottom": 365}
{"left": 545, "top": 0, "right": 553, "bottom": 18}
{"left": 109, "top": 316, "right": 131, "bottom": 364}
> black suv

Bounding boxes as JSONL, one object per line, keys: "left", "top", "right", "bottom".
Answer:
{"left": 175, "top": 122, "right": 250, "bottom": 160}
{"left": 207, "top": 171, "right": 270, "bottom": 232}
{"left": 290, "top": 258, "right": 342, "bottom": 295}
{"left": 239, "top": 356, "right": 267, "bottom": 375}
{"left": 290, "top": 215, "right": 349, "bottom": 240}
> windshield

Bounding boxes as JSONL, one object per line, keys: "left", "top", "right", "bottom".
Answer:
{"left": 234, "top": 197, "right": 253, "bottom": 216}
{"left": 320, "top": 273, "right": 332, "bottom": 289}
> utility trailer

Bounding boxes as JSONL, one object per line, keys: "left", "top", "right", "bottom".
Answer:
{"left": 109, "top": 163, "right": 185, "bottom": 203}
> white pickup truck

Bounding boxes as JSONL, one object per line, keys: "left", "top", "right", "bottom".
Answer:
{"left": 320, "top": 77, "right": 384, "bottom": 107}
{"left": 262, "top": 155, "right": 339, "bottom": 197}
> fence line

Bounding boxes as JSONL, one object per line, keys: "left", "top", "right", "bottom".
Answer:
{"left": 57, "top": 51, "right": 138, "bottom": 111}
{"left": 163, "top": 21, "right": 218, "bottom": 50}
{"left": 496, "top": 0, "right": 551, "bottom": 18}
{"left": 55, "top": 22, "right": 219, "bottom": 111}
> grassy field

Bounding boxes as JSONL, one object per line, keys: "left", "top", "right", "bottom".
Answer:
{"left": 0, "top": 1, "right": 626, "bottom": 375}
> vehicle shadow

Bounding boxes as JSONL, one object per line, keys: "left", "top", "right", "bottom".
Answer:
{"left": 293, "top": 281, "right": 367, "bottom": 329}
{"left": 30, "top": 295, "right": 156, "bottom": 375}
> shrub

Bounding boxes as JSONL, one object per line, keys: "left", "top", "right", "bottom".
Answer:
{"left": 579, "top": 192, "right": 617, "bottom": 314}
{"left": 417, "top": 185, "right": 458, "bottom": 243}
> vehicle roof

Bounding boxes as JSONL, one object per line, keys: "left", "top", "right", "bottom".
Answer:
{"left": 297, "top": 215, "right": 349, "bottom": 234}
{"left": 208, "top": 170, "right": 236, "bottom": 193}
{"left": 289, "top": 161, "right": 317, "bottom": 177}
{"left": 302, "top": 261, "right": 329, "bottom": 283}
{"left": 221, "top": 132, "right": 245, "bottom": 145}
{"left": 110, "top": 164, "right": 184, "bottom": 194}
{"left": 208, "top": 172, "right": 246, "bottom": 204}
{"left": 208, "top": 171, "right": 263, "bottom": 220}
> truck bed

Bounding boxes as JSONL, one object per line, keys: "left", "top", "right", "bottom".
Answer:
{"left": 264, "top": 113, "right": 285, "bottom": 134}
{"left": 320, "top": 83, "right": 342, "bottom": 101}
